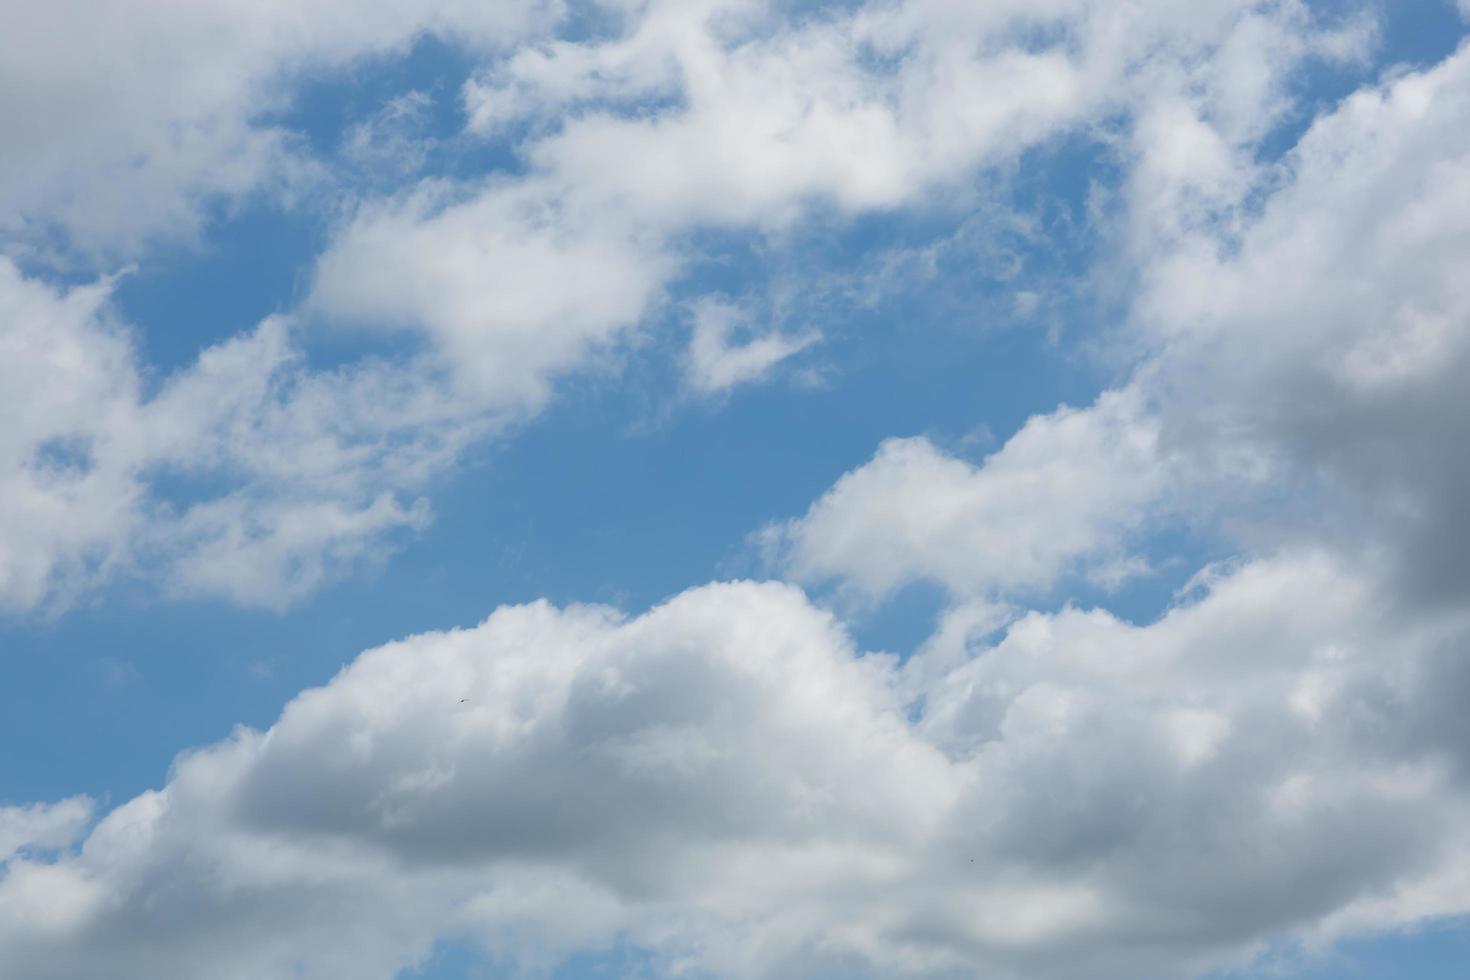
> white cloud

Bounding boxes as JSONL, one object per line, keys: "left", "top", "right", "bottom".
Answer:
{"left": 158, "top": 492, "right": 431, "bottom": 608}
{"left": 309, "top": 179, "right": 672, "bottom": 411}
{"left": 1, "top": 0, "right": 1396, "bottom": 609}
{"left": 4, "top": 555, "right": 1470, "bottom": 978}
{"left": 1, "top": 0, "right": 1377, "bottom": 612}
{"left": 464, "top": 0, "right": 1334, "bottom": 226}
{"left": 0, "top": 260, "right": 147, "bottom": 610}
{"left": 9, "top": 21, "right": 1470, "bottom": 975}
{"left": 774, "top": 389, "right": 1168, "bottom": 599}
{"left": 684, "top": 299, "right": 817, "bottom": 394}
{"left": 0, "top": 262, "right": 483, "bottom": 613}
{"left": 0, "top": 798, "right": 93, "bottom": 864}
{"left": 0, "top": 0, "right": 554, "bottom": 253}
{"left": 1130, "top": 38, "right": 1470, "bottom": 602}
{"left": 314, "top": 0, "right": 1352, "bottom": 395}
{"left": 0, "top": 583, "right": 948, "bottom": 978}
{"left": 776, "top": 36, "right": 1470, "bottom": 608}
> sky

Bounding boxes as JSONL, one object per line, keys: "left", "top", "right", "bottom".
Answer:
{"left": 2, "top": 1, "right": 1470, "bottom": 978}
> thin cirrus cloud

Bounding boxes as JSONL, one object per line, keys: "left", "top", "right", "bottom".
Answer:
{"left": 3, "top": 3, "right": 1470, "bottom": 980}
{"left": 683, "top": 298, "right": 819, "bottom": 394}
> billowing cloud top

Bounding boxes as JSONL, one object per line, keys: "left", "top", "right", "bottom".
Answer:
{"left": 2, "top": 1, "right": 1469, "bottom": 979}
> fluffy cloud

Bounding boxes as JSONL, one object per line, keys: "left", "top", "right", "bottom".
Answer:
{"left": 0, "top": 0, "right": 553, "bottom": 253}
{"left": 908, "top": 550, "right": 1470, "bottom": 972}
{"left": 0, "top": 260, "right": 483, "bottom": 613}
{"left": 6, "top": 14, "right": 1470, "bottom": 977}
{"left": 4, "top": 556, "right": 1469, "bottom": 979}
{"left": 777, "top": 37, "right": 1470, "bottom": 606}
{"left": 466, "top": 0, "right": 1344, "bottom": 221}
{"left": 0, "top": 262, "right": 142, "bottom": 610}
{"left": 773, "top": 389, "right": 1167, "bottom": 599}
{"left": 0, "top": 582, "right": 947, "bottom": 978}
{"left": 1134, "top": 39, "right": 1470, "bottom": 604}
{"left": 312, "top": 0, "right": 1353, "bottom": 393}
{"left": 309, "top": 178, "right": 672, "bottom": 410}
{"left": 0, "top": 0, "right": 1371, "bottom": 610}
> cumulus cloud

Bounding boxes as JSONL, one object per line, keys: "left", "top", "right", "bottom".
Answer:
{"left": 0, "top": 261, "right": 483, "bottom": 613}
{"left": 777, "top": 37, "right": 1470, "bottom": 607}
{"left": 6, "top": 13, "right": 1470, "bottom": 977}
{"left": 0, "top": 583, "right": 947, "bottom": 978}
{"left": 311, "top": 0, "right": 1354, "bottom": 395}
{"left": 773, "top": 389, "right": 1168, "bottom": 599}
{"left": 309, "top": 179, "right": 672, "bottom": 410}
{"left": 0, "top": 0, "right": 553, "bottom": 253}
{"left": 0, "top": 0, "right": 1373, "bottom": 610}
{"left": 4, "top": 557, "right": 1470, "bottom": 979}
{"left": 1133, "top": 39, "right": 1470, "bottom": 604}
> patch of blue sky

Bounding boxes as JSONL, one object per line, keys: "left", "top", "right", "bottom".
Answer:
{"left": 111, "top": 35, "right": 514, "bottom": 375}
{"left": 406, "top": 937, "right": 864, "bottom": 980}
{"left": 274, "top": 35, "right": 483, "bottom": 156}
{"left": 846, "top": 579, "right": 953, "bottom": 657}
{"left": 408, "top": 939, "right": 676, "bottom": 980}
{"left": 28, "top": 434, "right": 97, "bottom": 479}
{"left": 1254, "top": 0, "right": 1468, "bottom": 166}
{"left": 335, "top": 903, "right": 1470, "bottom": 978}
{"left": 556, "top": 0, "right": 631, "bottom": 45}
{"left": 1208, "top": 919, "right": 1470, "bottom": 979}
{"left": 399, "top": 939, "right": 494, "bottom": 980}
{"left": 1374, "top": 0, "right": 1467, "bottom": 70}
{"left": 112, "top": 202, "right": 326, "bottom": 376}
{"left": 1296, "top": 923, "right": 1470, "bottom": 979}
{"left": 844, "top": 526, "right": 1221, "bottom": 661}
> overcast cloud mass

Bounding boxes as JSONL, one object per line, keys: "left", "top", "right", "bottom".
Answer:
{"left": 2, "top": 2, "right": 1469, "bottom": 979}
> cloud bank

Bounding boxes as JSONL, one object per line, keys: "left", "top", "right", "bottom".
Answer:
{"left": 5, "top": 555, "right": 1470, "bottom": 979}
{"left": 2, "top": 2, "right": 1469, "bottom": 979}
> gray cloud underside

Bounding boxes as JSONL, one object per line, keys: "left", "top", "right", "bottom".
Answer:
{"left": 4, "top": 554, "right": 1470, "bottom": 979}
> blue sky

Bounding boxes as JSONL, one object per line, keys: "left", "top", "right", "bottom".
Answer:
{"left": 3, "top": 2, "right": 1470, "bottom": 979}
